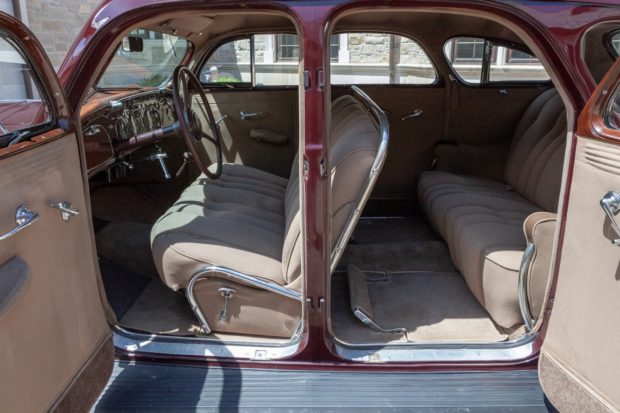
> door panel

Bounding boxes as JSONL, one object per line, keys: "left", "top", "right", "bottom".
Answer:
{"left": 333, "top": 85, "right": 446, "bottom": 201}
{"left": 195, "top": 89, "right": 299, "bottom": 178}
{"left": 539, "top": 60, "right": 620, "bottom": 412}
{"left": 0, "top": 135, "right": 112, "bottom": 412}
{"left": 0, "top": 12, "right": 112, "bottom": 412}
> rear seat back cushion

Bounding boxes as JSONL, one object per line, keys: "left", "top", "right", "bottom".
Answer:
{"left": 504, "top": 89, "right": 567, "bottom": 212}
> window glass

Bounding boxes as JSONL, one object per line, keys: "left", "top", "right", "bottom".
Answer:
{"left": 605, "top": 84, "right": 620, "bottom": 130}
{"left": 331, "top": 33, "right": 437, "bottom": 85}
{"left": 256, "top": 34, "right": 298, "bottom": 86}
{"left": 98, "top": 29, "right": 189, "bottom": 88}
{"left": 201, "top": 38, "right": 251, "bottom": 84}
{"left": 609, "top": 31, "right": 620, "bottom": 56}
{"left": 0, "top": 36, "right": 50, "bottom": 140}
{"left": 444, "top": 37, "right": 550, "bottom": 84}
{"left": 201, "top": 34, "right": 300, "bottom": 87}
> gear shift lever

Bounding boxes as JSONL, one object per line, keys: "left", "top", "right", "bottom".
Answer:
{"left": 175, "top": 151, "right": 194, "bottom": 178}
{"left": 149, "top": 146, "right": 171, "bottom": 180}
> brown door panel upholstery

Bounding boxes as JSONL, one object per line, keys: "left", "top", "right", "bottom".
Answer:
{"left": 539, "top": 136, "right": 620, "bottom": 412}
{"left": 0, "top": 135, "right": 112, "bottom": 412}
{"left": 333, "top": 86, "right": 445, "bottom": 200}
{"left": 195, "top": 89, "right": 299, "bottom": 178}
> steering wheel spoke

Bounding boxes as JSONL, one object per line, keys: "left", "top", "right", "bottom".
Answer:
{"left": 172, "top": 65, "right": 222, "bottom": 179}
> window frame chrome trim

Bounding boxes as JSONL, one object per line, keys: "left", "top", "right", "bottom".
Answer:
{"left": 518, "top": 242, "right": 536, "bottom": 331}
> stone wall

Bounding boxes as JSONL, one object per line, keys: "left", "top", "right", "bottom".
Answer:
{"left": 23, "top": 0, "right": 101, "bottom": 69}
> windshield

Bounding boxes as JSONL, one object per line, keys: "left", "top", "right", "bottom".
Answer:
{"left": 97, "top": 29, "right": 188, "bottom": 88}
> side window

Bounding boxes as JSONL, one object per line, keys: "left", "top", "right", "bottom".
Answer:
{"left": 330, "top": 33, "right": 437, "bottom": 85}
{"left": 605, "top": 83, "right": 620, "bottom": 130}
{"left": 200, "top": 34, "right": 300, "bottom": 87}
{"left": 0, "top": 35, "right": 51, "bottom": 145}
{"left": 444, "top": 37, "right": 550, "bottom": 85}
{"left": 608, "top": 31, "right": 620, "bottom": 57}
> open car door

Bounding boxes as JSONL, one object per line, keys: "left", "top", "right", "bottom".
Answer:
{"left": 539, "top": 59, "right": 620, "bottom": 412}
{"left": 0, "top": 12, "right": 112, "bottom": 412}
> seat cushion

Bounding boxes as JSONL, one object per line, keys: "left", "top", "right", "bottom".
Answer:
{"left": 151, "top": 163, "right": 289, "bottom": 290}
{"left": 419, "top": 170, "right": 538, "bottom": 327}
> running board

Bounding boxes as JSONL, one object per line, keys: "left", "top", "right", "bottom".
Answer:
{"left": 347, "top": 264, "right": 406, "bottom": 335}
{"left": 94, "top": 361, "right": 555, "bottom": 412}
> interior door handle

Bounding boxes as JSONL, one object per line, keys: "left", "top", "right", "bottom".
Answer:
{"left": 240, "top": 111, "right": 266, "bottom": 120}
{"left": 600, "top": 191, "right": 620, "bottom": 246}
{"left": 401, "top": 109, "right": 423, "bottom": 121}
{"left": 0, "top": 206, "right": 39, "bottom": 241}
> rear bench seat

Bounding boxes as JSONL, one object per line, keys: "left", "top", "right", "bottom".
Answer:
{"left": 418, "top": 89, "right": 566, "bottom": 328}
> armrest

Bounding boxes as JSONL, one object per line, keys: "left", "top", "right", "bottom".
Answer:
{"left": 250, "top": 129, "right": 289, "bottom": 145}
{"left": 521, "top": 212, "right": 557, "bottom": 331}
{"left": 434, "top": 142, "right": 509, "bottom": 181}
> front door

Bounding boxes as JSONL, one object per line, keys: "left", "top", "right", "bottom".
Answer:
{"left": 539, "top": 58, "right": 620, "bottom": 412}
{"left": 0, "top": 12, "right": 112, "bottom": 412}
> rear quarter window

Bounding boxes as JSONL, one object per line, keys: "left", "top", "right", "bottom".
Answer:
{"left": 444, "top": 37, "right": 550, "bottom": 85}
{"left": 330, "top": 33, "right": 437, "bottom": 85}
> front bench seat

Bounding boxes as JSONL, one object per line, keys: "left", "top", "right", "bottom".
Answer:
{"left": 151, "top": 94, "right": 382, "bottom": 337}
{"left": 418, "top": 88, "right": 566, "bottom": 328}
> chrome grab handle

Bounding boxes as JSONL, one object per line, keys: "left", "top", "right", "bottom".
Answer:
{"left": 0, "top": 205, "right": 39, "bottom": 241}
{"left": 600, "top": 191, "right": 620, "bottom": 246}
{"left": 240, "top": 111, "right": 265, "bottom": 120}
{"left": 48, "top": 202, "right": 80, "bottom": 221}
{"left": 401, "top": 109, "right": 423, "bottom": 121}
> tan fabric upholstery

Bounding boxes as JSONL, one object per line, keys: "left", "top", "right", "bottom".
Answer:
{"left": 418, "top": 89, "right": 565, "bottom": 328}
{"left": 151, "top": 163, "right": 291, "bottom": 290}
{"left": 151, "top": 95, "right": 380, "bottom": 335}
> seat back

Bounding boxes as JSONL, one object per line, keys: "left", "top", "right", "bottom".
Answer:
{"left": 281, "top": 94, "right": 383, "bottom": 284}
{"left": 504, "top": 89, "right": 567, "bottom": 212}
{"left": 281, "top": 154, "right": 302, "bottom": 285}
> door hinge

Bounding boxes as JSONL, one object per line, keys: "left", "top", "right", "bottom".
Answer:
{"left": 303, "top": 158, "right": 309, "bottom": 178}
{"left": 319, "top": 158, "right": 327, "bottom": 177}
{"left": 317, "top": 69, "right": 325, "bottom": 91}
{"left": 303, "top": 70, "right": 311, "bottom": 91}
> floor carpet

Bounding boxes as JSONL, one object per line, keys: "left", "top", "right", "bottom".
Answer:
{"left": 331, "top": 270, "right": 507, "bottom": 344}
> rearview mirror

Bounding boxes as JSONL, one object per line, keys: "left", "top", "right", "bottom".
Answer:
{"left": 121, "top": 36, "right": 144, "bottom": 53}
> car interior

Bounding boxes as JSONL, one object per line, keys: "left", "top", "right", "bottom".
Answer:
{"left": 79, "top": 8, "right": 616, "bottom": 352}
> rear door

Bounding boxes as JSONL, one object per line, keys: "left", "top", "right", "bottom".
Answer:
{"left": 0, "top": 12, "right": 112, "bottom": 412}
{"left": 539, "top": 58, "right": 620, "bottom": 412}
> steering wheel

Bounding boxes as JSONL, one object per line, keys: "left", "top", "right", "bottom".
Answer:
{"left": 172, "top": 65, "right": 222, "bottom": 179}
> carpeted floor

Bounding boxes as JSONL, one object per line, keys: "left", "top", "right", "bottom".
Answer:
{"left": 331, "top": 270, "right": 508, "bottom": 344}
{"left": 96, "top": 221, "right": 159, "bottom": 279}
{"left": 351, "top": 216, "right": 436, "bottom": 245}
{"left": 338, "top": 241, "right": 456, "bottom": 273}
{"left": 331, "top": 214, "right": 508, "bottom": 344}
{"left": 119, "top": 281, "right": 204, "bottom": 336}
{"left": 95, "top": 219, "right": 203, "bottom": 336}
{"left": 99, "top": 257, "right": 152, "bottom": 319}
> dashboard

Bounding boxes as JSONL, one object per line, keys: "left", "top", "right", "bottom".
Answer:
{"left": 81, "top": 88, "right": 177, "bottom": 175}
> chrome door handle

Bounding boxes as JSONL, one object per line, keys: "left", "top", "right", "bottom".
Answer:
{"left": 401, "top": 109, "right": 423, "bottom": 121}
{"left": 0, "top": 205, "right": 39, "bottom": 241}
{"left": 240, "top": 111, "right": 266, "bottom": 120}
{"left": 600, "top": 191, "right": 620, "bottom": 245}
{"left": 48, "top": 202, "right": 80, "bottom": 221}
